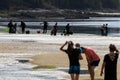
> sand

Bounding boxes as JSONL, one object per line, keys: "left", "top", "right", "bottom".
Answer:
{"left": 0, "top": 33, "right": 120, "bottom": 80}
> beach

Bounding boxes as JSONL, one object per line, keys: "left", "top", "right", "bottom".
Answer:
{"left": 0, "top": 33, "right": 120, "bottom": 80}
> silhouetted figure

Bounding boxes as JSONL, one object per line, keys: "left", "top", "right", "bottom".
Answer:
{"left": 13, "top": 23, "right": 17, "bottom": 33}
{"left": 43, "top": 21, "right": 48, "bottom": 33}
{"left": 100, "top": 24, "right": 108, "bottom": 36}
{"left": 105, "top": 24, "right": 108, "bottom": 36}
{"left": 100, "top": 24, "right": 105, "bottom": 36}
{"left": 62, "top": 23, "right": 73, "bottom": 36}
{"left": 65, "top": 23, "right": 70, "bottom": 35}
{"left": 20, "top": 21, "right": 26, "bottom": 34}
{"left": 51, "top": 23, "right": 57, "bottom": 36}
{"left": 8, "top": 20, "right": 14, "bottom": 33}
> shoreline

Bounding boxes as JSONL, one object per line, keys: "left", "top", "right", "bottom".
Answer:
{"left": 2, "top": 9, "right": 120, "bottom": 22}
{"left": 0, "top": 34, "right": 119, "bottom": 80}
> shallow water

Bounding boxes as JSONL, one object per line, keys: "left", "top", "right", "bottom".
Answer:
{"left": 0, "top": 53, "right": 68, "bottom": 80}
{"left": 1, "top": 17, "right": 120, "bottom": 35}
{"left": 0, "top": 34, "right": 119, "bottom": 80}
{"left": 1, "top": 17, "right": 120, "bottom": 27}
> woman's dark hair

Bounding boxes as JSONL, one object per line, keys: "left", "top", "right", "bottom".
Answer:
{"left": 109, "top": 44, "right": 116, "bottom": 52}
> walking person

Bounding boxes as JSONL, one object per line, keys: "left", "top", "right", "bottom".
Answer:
{"left": 81, "top": 47, "right": 100, "bottom": 80}
{"left": 100, "top": 44, "right": 119, "bottom": 80}
{"left": 20, "top": 21, "right": 26, "bottom": 34}
{"left": 60, "top": 41, "right": 83, "bottom": 80}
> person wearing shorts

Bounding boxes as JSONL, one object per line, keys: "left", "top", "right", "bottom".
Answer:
{"left": 90, "top": 60, "right": 100, "bottom": 66}
{"left": 69, "top": 66, "right": 80, "bottom": 74}
{"left": 60, "top": 41, "right": 83, "bottom": 80}
{"left": 81, "top": 47, "right": 100, "bottom": 80}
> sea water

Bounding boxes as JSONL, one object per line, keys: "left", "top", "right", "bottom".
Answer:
{"left": 0, "top": 53, "right": 69, "bottom": 80}
{"left": 1, "top": 17, "right": 120, "bottom": 27}
{"left": 1, "top": 17, "right": 120, "bottom": 35}
{"left": 0, "top": 34, "right": 120, "bottom": 80}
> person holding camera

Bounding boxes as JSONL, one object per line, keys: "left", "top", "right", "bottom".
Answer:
{"left": 60, "top": 41, "right": 83, "bottom": 80}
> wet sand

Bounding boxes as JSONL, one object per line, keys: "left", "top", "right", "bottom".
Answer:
{"left": 30, "top": 44, "right": 120, "bottom": 80}
{"left": 0, "top": 34, "right": 120, "bottom": 80}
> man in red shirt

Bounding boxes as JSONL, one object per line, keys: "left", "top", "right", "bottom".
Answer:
{"left": 81, "top": 47, "right": 100, "bottom": 80}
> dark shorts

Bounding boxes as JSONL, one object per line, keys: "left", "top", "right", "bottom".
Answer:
{"left": 69, "top": 66, "right": 80, "bottom": 74}
{"left": 90, "top": 60, "right": 100, "bottom": 66}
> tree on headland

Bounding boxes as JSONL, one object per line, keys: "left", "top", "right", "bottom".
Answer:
{"left": 0, "top": 0, "right": 120, "bottom": 10}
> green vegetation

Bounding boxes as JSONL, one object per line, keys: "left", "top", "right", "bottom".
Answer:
{"left": 0, "top": 0, "right": 120, "bottom": 10}
{"left": 32, "top": 65, "right": 56, "bottom": 70}
{"left": 1, "top": 0, "right": 120, "bottom": 19}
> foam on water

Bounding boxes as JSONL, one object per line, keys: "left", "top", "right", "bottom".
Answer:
{"left": 0, "top": 53, "right": 69, "bottom": 80}
{"left": 0, "top": 33, "right": 119, "bottom": 80}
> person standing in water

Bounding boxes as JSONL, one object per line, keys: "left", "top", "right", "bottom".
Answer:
{"left": 43, "top": 21, "right": 48, "bottom": 34}
{"left": 8, "top": 20, "right": 14, "bottom": 33}
{"left": 51, "top": 22, "right": 57, "bottom": 36}
{"left": 20, "top": 21, "right": 26, "bottom": 34}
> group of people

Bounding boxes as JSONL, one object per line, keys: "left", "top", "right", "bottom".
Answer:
{"left": 8, "top": 20, "right": 109, "bottom": 36}
{"left": 7, "top": 20, "right": 17, "bottom": 33}
{"left": 8, "top": 20, "right": 26, "bottom": 34}
{"left": 42, "top": 21, "right": 73, "bottom": 36}
{"left": 60, "top": 41, "right": 119, "bottom": 80}
{"left": 8, "top": 20, "right": 73, "bottom": 35}
{"left": 100, "top": 24, "right": 108, "bottom": 36}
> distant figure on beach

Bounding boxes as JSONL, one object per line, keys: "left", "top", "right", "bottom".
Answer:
{"left": 104, "top": 24, "right": 108, "bottom": 36}
{"left": 100, "top": 24, "right": 108, "bottom": 36}
{"left": 13, "top": 23, "right": 17, "bottom": 33}
{"left": 100, "top": 24, "right": 105, "bottom": 36}
{"left": 62, "top": 23, "right": 73, "bottom": 36}
{"left": 8, "top": 20, "right": 14, "bottom": 33}
{"left": 60, "top": 41, "right": 83, "bottom": 80}
{"left": 81, "top": 47, "right": 100, "bottom": 80}
{"left": 65, "top": 23, "right": 70, "bottom": 35}
{"left": 20, "top": 21, "right": 26, "bottom": 34}
{"left": 100, "top": 44, "right": 119, "bottom": 80}
{"left": 43, "top": 21, "right": 48, "bottom": 33}
{"left": 51, "top": 22, "right": 57, "bottom": 36}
